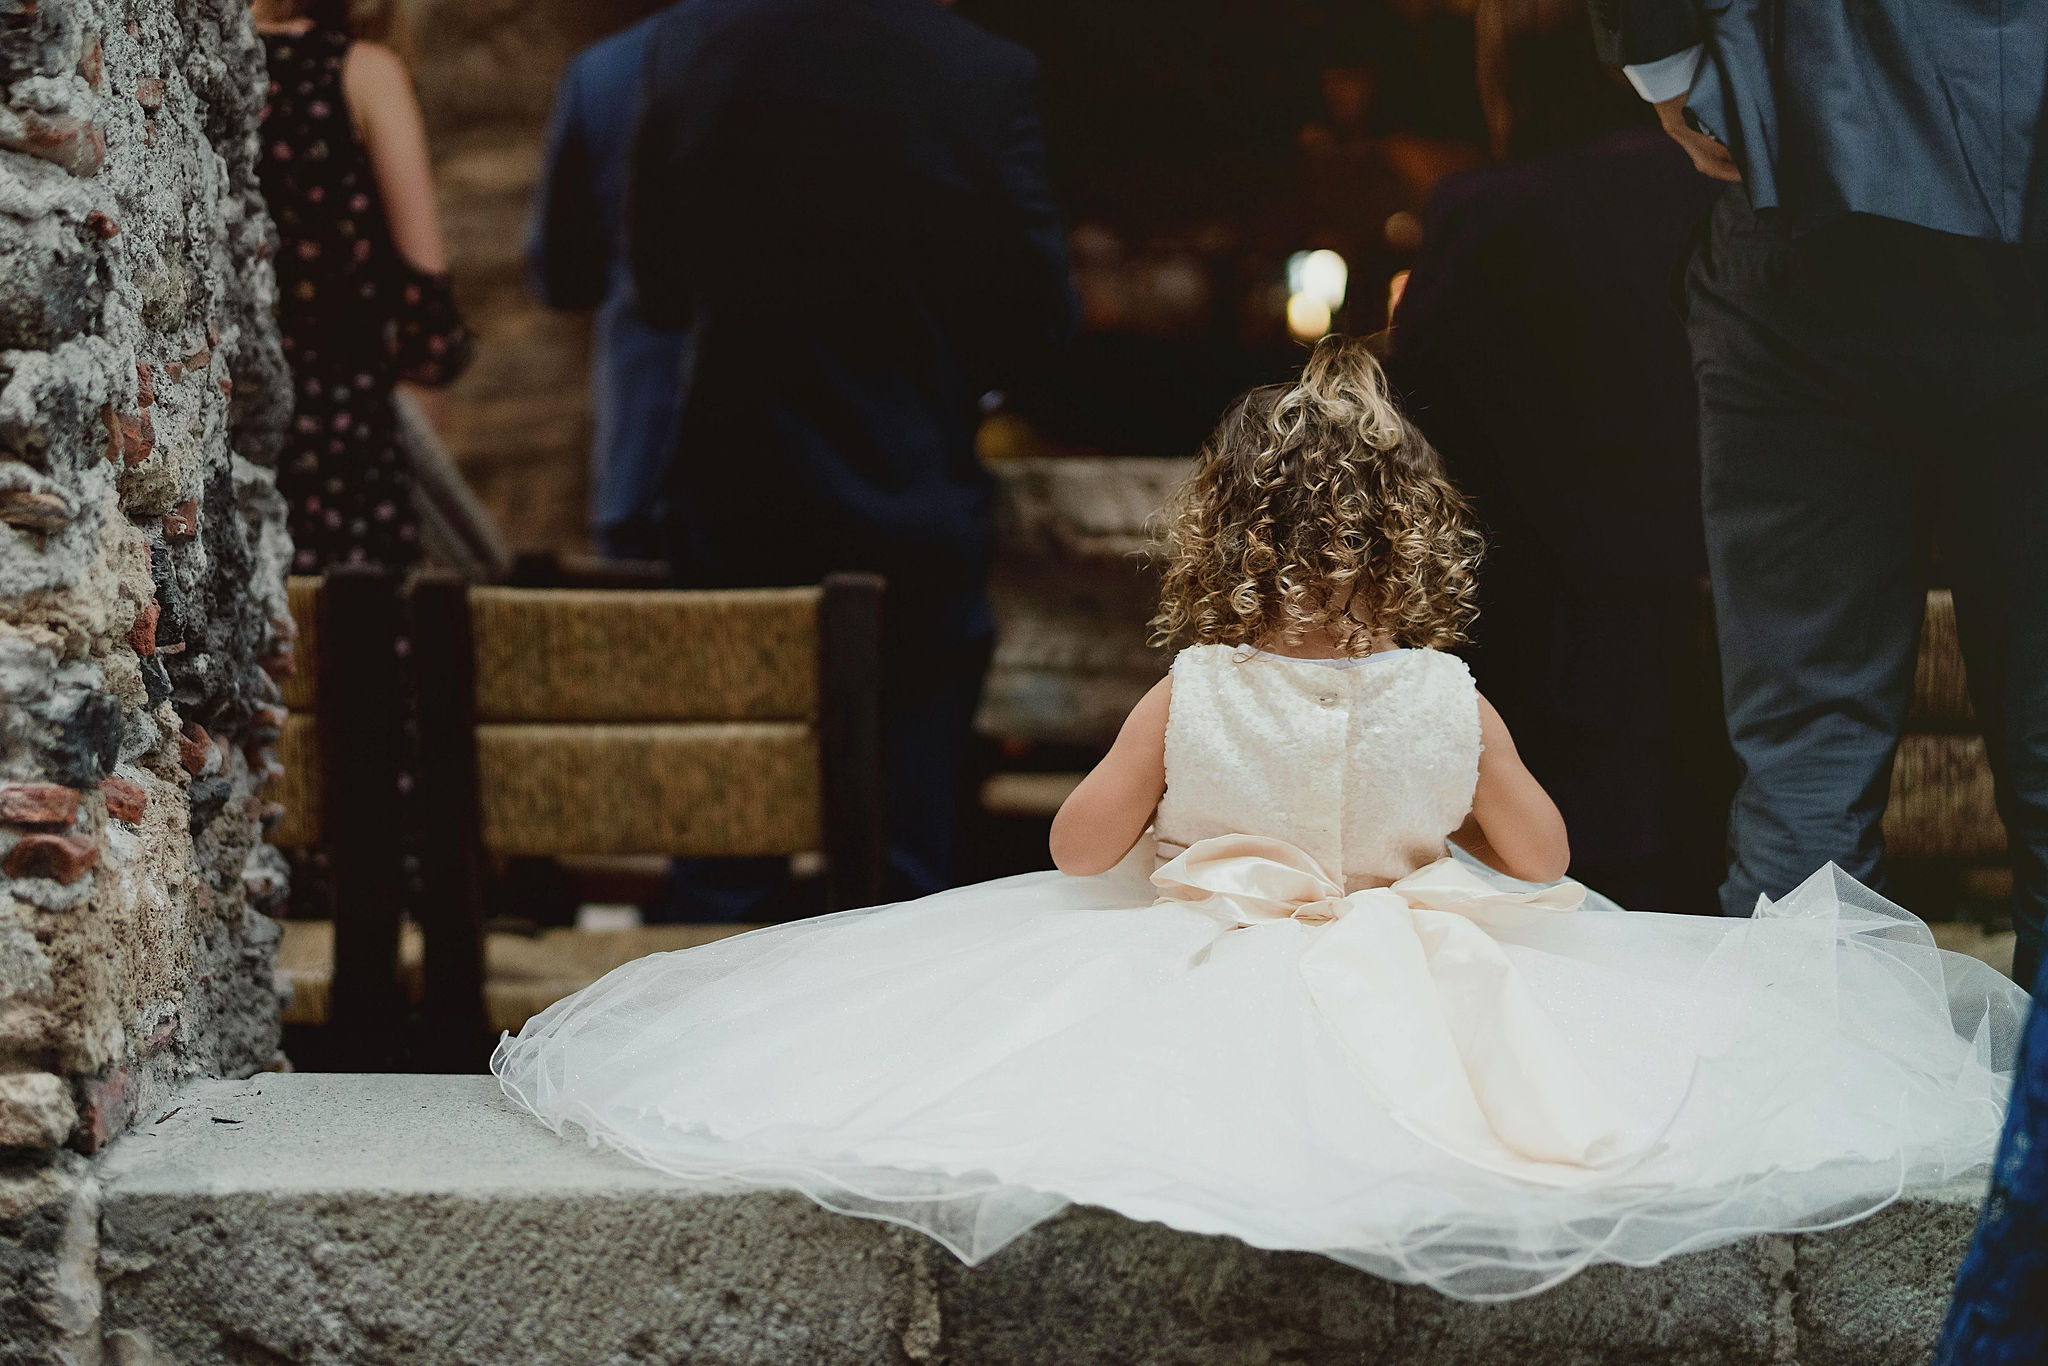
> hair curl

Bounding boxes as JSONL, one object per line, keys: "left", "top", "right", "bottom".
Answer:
{"left": 1149, "top": 334, "right": 1484, "bottom": 654}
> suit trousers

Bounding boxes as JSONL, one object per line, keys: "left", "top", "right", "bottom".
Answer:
{"left": 1687, "top": 188, "right": 2048, "bottom": 988}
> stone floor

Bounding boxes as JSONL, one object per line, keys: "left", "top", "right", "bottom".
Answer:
{"left": 92, "top": 1074, "right": 1986, "bottom": 1366}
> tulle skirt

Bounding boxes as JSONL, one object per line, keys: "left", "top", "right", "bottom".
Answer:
{"left": 492, "top": 846, "right": 2027, "bottom": 1301}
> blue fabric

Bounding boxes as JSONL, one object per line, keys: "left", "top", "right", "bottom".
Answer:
{"left": 1937, "top": 962, "right": 2048, "bottom": 1366}
{"left": 629, "top": 0, "right": 1077, "bottom": 643}
{"left": 528, "top": 17, "right": 689, "bottom": 539}
{"left": 1591, "top": 0, "right": 2048, "bottom": 244}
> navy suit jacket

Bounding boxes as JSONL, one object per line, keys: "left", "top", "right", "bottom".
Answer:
{"left": 630, "top": 0, "right": 1076, "bottom": 639}
{"left": 529, "top": 17, "right": 689, "bottom": 539}
{"left": 1591, "top": 0, "right": 2048, "bottom": 244}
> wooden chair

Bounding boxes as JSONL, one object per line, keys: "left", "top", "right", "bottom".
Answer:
{"left": 406, "top": 571, "right": 886, "bottom": 1069}
{"left": 1886, "top": 589, "right": 2005, "bottom": 864}
{"left": 1884, "top": 589, "right": 2014, "bottom": 974}
{"left": 1883, "top": 588, "right": 2021, "bottom": 974}
{"left": 265, "top": 566, "right": 416, "bottom": 1067}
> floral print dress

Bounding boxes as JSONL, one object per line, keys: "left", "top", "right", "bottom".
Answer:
{"left": 1938, "top": 970, "right": 2048, "bottom": 1366}
{"left": 256, "top": 15, "right": 472, "bottom": 575}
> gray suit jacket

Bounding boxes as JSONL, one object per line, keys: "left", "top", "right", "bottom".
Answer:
{"left": 1591, "top": 0, "right": 2048, "bottom": 244}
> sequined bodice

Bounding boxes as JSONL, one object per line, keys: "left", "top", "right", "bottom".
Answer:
{"left": 1155, "top": 645, "right": 1481, "bottom": 889}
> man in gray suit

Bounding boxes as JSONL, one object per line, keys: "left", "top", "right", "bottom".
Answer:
{"left": 1592, "top": 0, "right": 2048, "bottom": 990}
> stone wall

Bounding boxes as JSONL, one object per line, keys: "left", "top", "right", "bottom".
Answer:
{"left": 0, "top": 0, "right": 290, "bottom": 1357}
{"left": 980, "top": 458, "right": 1180, "bottom": 748}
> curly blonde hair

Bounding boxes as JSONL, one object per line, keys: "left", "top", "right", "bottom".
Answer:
{"left": 1150, "top": 335, "right": 1483, "bottom": 653}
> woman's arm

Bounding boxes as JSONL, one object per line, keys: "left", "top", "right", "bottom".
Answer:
{"left": 343, "top": 42, "right": 448, "bottom": 273}
{"left": 1048, "top": 674, "right": 1171, "bottom": 877}
{"left": 345, "top": 42, "right": 460, "bottom": 426}
{"left": 1451, "top": 693, "right": 1571, "bottom": 883}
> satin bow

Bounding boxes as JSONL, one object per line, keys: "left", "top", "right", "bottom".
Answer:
{"left": 1151, "top": 834, "right": 1586, "bottom": 929}
{"left": 1151, "top": 835, "right": 1637, "bottom": 1184}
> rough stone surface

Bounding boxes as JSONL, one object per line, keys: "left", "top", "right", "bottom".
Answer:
{"left": 0, "top": 1151, "right": 100, "bottom": 1363}
{"left": 2, "top": 0, "right": 289, "bottom": 1357}
{"left": 90, "top": 1074, "right": 1987, "bottom": 1366}
{"left": 1790, "top": 1194, "right": 1990, "bottom": 1366}
{"left": 980, "top": 458, "right": 1183, "bottom": 747}
{"left": 0, "top": 1071, "right": 77, "bottom": 1147}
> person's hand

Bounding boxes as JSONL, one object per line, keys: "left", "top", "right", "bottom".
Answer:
{"left": 1654, "top": 93, "right": 1740, "bottom": 182}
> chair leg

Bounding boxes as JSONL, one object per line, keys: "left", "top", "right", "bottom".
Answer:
{"left": 410, "top": 572, "right": 493, "bottom": 1070}
{"left": 819, "top": 573, "right": 887, "bottom": 911}
{"left": 320, "top": 566, "right": 409, "bottom": 1068}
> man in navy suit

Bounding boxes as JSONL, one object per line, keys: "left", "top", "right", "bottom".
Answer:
{"left": 1594, "top": 0, "right": 2048, "bottom": 993}
{"left": 630, "top": 0, "right": 1076, "bottom": 908}
{"left": 529, "top": 17, "right": 689, "bottom": 560}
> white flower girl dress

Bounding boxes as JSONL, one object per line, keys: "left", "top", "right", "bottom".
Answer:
{"left": 493, "top": 645, "right": 2029, "bottom": 1300}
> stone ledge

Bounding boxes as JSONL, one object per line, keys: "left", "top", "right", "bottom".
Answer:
{"left": 92, "top": 1074, "right": 1984, "bottom": 1366}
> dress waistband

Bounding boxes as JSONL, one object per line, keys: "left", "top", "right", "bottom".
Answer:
{"left": 1154, "top": 836, "right": 1398, "bottom": 894}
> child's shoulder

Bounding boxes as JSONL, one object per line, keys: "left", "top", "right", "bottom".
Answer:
{"left": 1413, "top": 646, "right": 1473, "bottom": 677}
{"left": 1401, "top": 648, "right": 1477, "bottom": 696}
{"left": 1168, "top": 643, "right": 1241, "bottom": 670}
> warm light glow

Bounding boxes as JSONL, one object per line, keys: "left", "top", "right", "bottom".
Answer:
{"left": 1286, "top": 291, "right": 1333, "bottom": 340}
{"left": 1383, "top": 211, "right": 1424, "bottom": 252}
{"left": 1287, "top": 249, "right": 1349, "bottom": 311}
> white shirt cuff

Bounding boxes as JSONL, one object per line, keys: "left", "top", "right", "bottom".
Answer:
{"left": 1623, "top": 45, "right": 1705, "bottom": 104}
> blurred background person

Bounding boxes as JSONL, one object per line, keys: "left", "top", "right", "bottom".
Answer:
{"left": 1597, "top": 0, "right": 2048, "bottom": 984}
{"left": 528, "top": 12, "right": 688, "bottom": 563}
{"left": 253, "top": 0, "right": 475, "bottom": 946}
{"left": 1387, "top": 0, "right": 1724, "bottom": 910}
{"left": 630, "top": 0, "right": 1077, "bottom": 914}
{"left": 252, "top": 0, "right": 474, "bottom": 577}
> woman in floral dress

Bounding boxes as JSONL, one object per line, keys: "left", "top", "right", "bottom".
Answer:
{"left": 253, "top": 0, "right": 472, "bottom": 575}
{"left": 251, "top": 0, "right": 474, "bottom": 970}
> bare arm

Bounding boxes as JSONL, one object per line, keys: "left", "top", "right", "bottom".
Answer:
{"left": 1450, "top": 694, "right": 1571, "bottom": 883}
{"left": 344, "top": 42, "right": 449, "bottom": 273}
{"left": 1049, "top": 675, "right": 1170, "bottom": 877}
{"left": 344, "top": 43, "right": 454, "bottom": 427}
